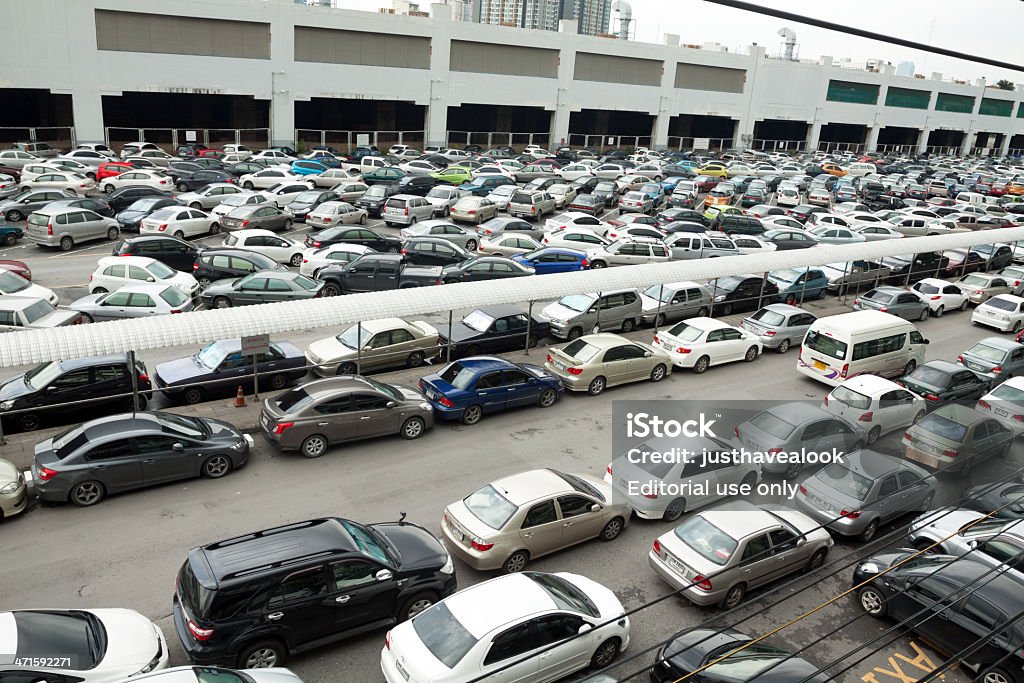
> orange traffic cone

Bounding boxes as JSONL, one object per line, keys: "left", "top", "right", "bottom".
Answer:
{"left": 234, "top": 386, "right": 246, "bottom": 407}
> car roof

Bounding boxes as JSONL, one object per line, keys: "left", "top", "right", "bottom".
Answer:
{"left": 113, "top": 282, "right": 175, "bottom": 294}
{"left": 765, "top": 401, "right": 831, "bottom": 424}
{"left": 674, "top": 316, "right": 733, "bottom": 332}
{"left": 96, "top": 255, "right": 154, "bottom": 267}
{"left": 50, "top": 354, "right": 128, "bottom": 371}
{"left": 489, "top": 469, "right": 576, "bottom": 506}
{"left": 452, "top": 356, "right": 514, "bottom": 372}
{"left": 842, "top": 450, "right": 912, "bottom": 479}
{"left": 0, "top": 296, "right": 48, "bottom": 312}
{"left": 931, "top": 403, "right": 990, "bottom": 425}
{"left": 442, "top": 573, "right": 559, "bottom": 638}
{"left": 970, "top": 336, "right": 1020, "bottom": 351}
{"left": 921, "top": 359, "right": 963, "bottom": 373}
{"left": 839, "top": 374, "right": 903, "bottom": 394}
{"left": 698, "top": 501, "right": 783, "bottom": 537}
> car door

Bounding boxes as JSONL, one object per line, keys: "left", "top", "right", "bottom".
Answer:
{"left": 531, "top": 614, "right": 591, "bottom": 681}
{"left": 718, "top": 328, "right": 748, "bottom": 361}
{"left": 264, "top": 276, "right": 297, "bottom": 303}
{"left": 80, "top": 437, "right": 145, "bottom": 494}
{"left": 135, "top": 433, "right": 198, "bottom": 484}
{"left": 350, "top": 391, "right": 399, "bottom": 438}
{"left": 896, "top": 469, "right": 930, "bottom": 514}
{"left": 37, "top": 366, "right": 93, "bottom": 416}
{"left": 264, "top": 235, "right": 293, "bottom": 262}
{"left": 329, "top": 558, "right": 400, "bottom": 633}
{"left": 87, "top": 363, "right": 133, "bottom": 413}
{"left": 474, "top": 371, "right": 509, "bottom": 413}
{"left": 262, "top": 566, "right": 339, "bottom": 648}
{"left": 950, "top": 370, "right": 986, "bottom": 402}
{"left": 767, "top": 526, "right": 811, "bottom": 580}
{"left": 93, "top": 291, "right": 131, "bottom": 320}
{"left": 518, "top": 499, "right": 565, "bottom": 559}
{"left": 599, "top": 344, "right": 632, "bottom": 386}
{"left": 737, "top": 533, "right": 776, "bottom": 588}
{"left": 480, "top": 621, "right": 539, "bottom": 683}
{"left": 557, "top": 494, "right": 605, "bottom": 545}
{"left": 122, "top": 290, "right": 158, "bottom": 318}
{"left": 233, "top": 276, "right": 268, "bottom": 305}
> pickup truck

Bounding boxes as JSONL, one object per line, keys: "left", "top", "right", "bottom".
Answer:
{"left": 316, "top": 253, "right": 441, "bottom": 296}
{"left": 339, "top": 155, "right": 396, "bottom": 176}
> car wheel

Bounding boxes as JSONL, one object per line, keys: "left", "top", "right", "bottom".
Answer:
{"left": 720, "top": 583, "right": 746, "bottom": 610}
{"left": 662, "top": 498, "right": 686, "bottom": 522}
{"left": 399, "top": 591, "right": 437, "bottom": 621}
{"left": 181, "top": 387, "right": 204, "bottom": 405}
{"left": 387, "top": 245, "right": 400, "bottom": 254}
{"left": 0, "top": 232, "right": 16, "bottom": 246}
{"left": 697, "top": 306, "right": 710, "bottom": 317}
{"left": 172, "top": 229, "right": 185, "bottom": 240}
{"left": 243, "top": 181, "right": 255, "bottom": 190}
{"left": 902, "top": 359, "right": 918, "bottom": 376}
{"left": 785, "top": 293, "right": 798, "bottom": 305}
{"left": 400, "top": 416, "right": 426, "bottom": 440}
{"left": 718, "top": 302, "right": 733, "bottom": 316}
{"left": 587, "top": 376, "right": 606, "bottom": 396}
{"left": 14, "top": 412, "right": 41, "bottom": 432}
{"left": 282, "top": 218, "right": 293, "bottom": 231}
{"left": 867, "top": 425, "right": 881, "bottom": 444}
{"left": 267, "top": 374, "right": 288, "bottom": 391}
{"left": 621, "top": 318, "right": 638, "bottom": 334}
{"left": 1014, "top": 320, "right": 1023, "bottom": 334}
{"left": 465, "top": 239, "right": 477, "bottom": 251}
{"left": 300, "top": 434, "right": 329, "bottom": 459}
{"left": 69, "top": 480, "right": 106, "bottom": 507}
{"left": 238, "top": 640, "right": 286, "bottom": 669}
{"left": 858, "top": 586, "right": 887, "bottom": 617}
{"left": 201, "top": 455, "right": 232, "bottom": 479}
{"left": 6, "top": 210, "right": 22, "bottom": 222}
{"left": 744, "top": 346, "right": 758, "bottom": 362}
{"left": 918, "top": 307, "right": 929, "bottom": 322}
{"left": 79, "top": 313, "right": 93, "bottom": 323}
{"left": 59, "top": 236, "right": 74, "bottom": 251}
{"left": 289, "top": 253, "right": 302, "bottom": 267}
{"left": 693, "top": 355, "right": 711, "bottom": 374}
{"left": 591, "top": 260, "right": 606, "bottom": 269}
{"left": 461, "top": 404, "right": 484, "bottom": 425}
{"left": 775, "top": 338, "right": 791, "bottom": 354}
{"left": 600, "top": 517, "right": 625, "bottom": 541}
{"left": 322, "top": 283, "right": 340, "bottom": 297}
{"left": 860, "top": 518, "right": 880, "bottom": 542}
{"left": 980, "top": 667, "right": 1016, "bottom": 683}
{"left": 406, "top": 351, "right": 425, "bottom": 368}
{"left": 567, "top": 327, "right": 583, "bottom": 341}
{"left": 502, "top": 550, "right": 529, "bottom": 574}
{"left": 177, "top": 182, "right": 189, "bottom": 192}
{"left": 92, "top": 286, "right": 108, "bottom": 294}
{"left": 653, "top": 312, "right": 667, "bottom": 327}
{"left": 806, "top": 547, "right": 828, "bottom": 571}
{"left": 104, "top": 183, "right": 116, "bottom": 193}
{"left": 590, "top": 638, "right": 621, "bottom": 669}
{"left": 213, "top": 296, "right": 231, "bottom": 309}
{"left": 537, "top": 388, "right": 558, "bottom": 408}
{"left": 359, "top": 213, "right": 367, "bottom": 224}
{"left": 960, "top": 299, "right": 969, "bottom": 311}
{"left": 338, "top": 362, "right": 358, "bottom": 375}
{"left": 783, "top": 461, "right": 802, "bottom": 480}
{"left": 526, "top": 334, "right": 539, "bottom": 349}
{"left": 197, "top": 277, "right": 212, "bottom": 290}
{"left": 650, "top": 364, "right": 667, "bottom": 382}
{"left": 209, "top": 222, "right": 220, "bottom": 235}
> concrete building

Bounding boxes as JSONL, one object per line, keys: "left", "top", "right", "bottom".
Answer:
{"left": 2, "top": 0, "right": 1023, "bottom": 156}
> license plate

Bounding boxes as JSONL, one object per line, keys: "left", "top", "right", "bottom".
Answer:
{"left": 997, "top": 408, "right": 1009, "bottom": 417}
{"left": 662, "top": 341, "right": 674, "bottom": 350}
{"left": 810, "top": 495, "right": 832, "bottom": 510}
{"left": 427, "top": 389, "right": 438, "bottom": 400}
{"left": 553, "top": 360, "right": 566, "bottom": 371}
{"left": 395, "top": 659, "right": 410, "bottom": 681}
{"left": 666, "top": 556, "right": 688, "bottom": 576}
{"left": 261, "top": 414, "right": 270, "bottom": 429}
{"left": 814, "top": 360, "right": 827, "bottom": 371}
{"left": 452, "top": 528, "right": 464, "bottom": 542}
{"left": 968, "top": 362, "right": 985, "bottom": 371}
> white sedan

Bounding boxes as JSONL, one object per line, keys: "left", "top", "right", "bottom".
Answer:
{"left": 238, "top": 169, "right": 301, "bottom": 190}
{"left": 0, "top": 268, "right": 58, "bottom": 305}
{"left": 910, "top": 278, "right": 970, "bottom": 316}
{"left": 299, "top": 243, "right": 374, "bottom": 277}
{"left": 972, "top": 294, "right": 1024, "bottom": 333}
{"left": 222, "top": 229, "right": 304, "bottom": 266}
{"left": 822, "top": 374, "right": 926, "bottom": 444}
{"left": 381, "top": 572, "right": 629, "bottom": 683}
{"left": 479, "top": 233, "right": 543, "bottom": 256}
{"left": 101, "top": 169, "right": 173, "bottom": 194}
{"left": 140, "top": 206, "right": 217, "bottom": 239}
{"left": 809, "top": 226, "right": 867, "bottom": 244}
{"left": 547, "top": 183, "right": 577, "bottom": 209}
{"left": 731, "top": 235, "right": 778, "bottom": 255}
{"left": 854, "top": 224, "right": 904, "bottom": 241}
{"left": 544, "top": 211, "right": 607, "bottom": 233}
{"left": 557, "top": 163, "right": 596, "bottom": 182}
{"left": 977, "top": 376, "right": 1024, "bottom": 432}
{"left": 541, "top": 227, "right": 610, "bottom": 250}
{"left": 89, "top": 255, "right": 199, "bottom": 296}
{"left": 210, "top": 192, "right": 269, "bottom": 224}
{"left": 255, "top": 181, "right": 315, "bottom": 208}
{"left": 652, "top": 316, "right": 762, "bottom": 373}
{"left": 0, "top": 608, "right": 168, "bottom": 682}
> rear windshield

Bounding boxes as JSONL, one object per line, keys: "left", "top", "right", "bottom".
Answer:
{"left": 749, "top": 411, "right": 796, "bottom": 440}
{"left": 966, "top": 343, "right": 1005, "bottom": 363}
{"left": 915, "top": 283, "right": 940, "bottom": 295}
{"left": 985, "top": 297, "right": 1019, "bottom": 312}
{"left": 178, "top": 560, "right": 258, "bottom": 621}
{"left": 560, "top": 339, "right": 600, "bottom": 363}
{"left": 439, "top": 362, "right": 475, "bottom": 390}
{"left": 160, "top": 287, "right": 189, "bottom": 306}
{"left": 411, "top": 603, "right": 477, "bottom": 669}
{"left": 13, "top": 611, "right": 103, "bottom": 670}
{"left": 817, "top": 463, "right": 873, "bottom": 501}
{"left": 275, "top": 386, "right": 315, "bottom": 413}
{"left": 463, "top": 484, "right": 517, "bottom": 530}
{"left": 749, "top": 308, "right": 786, "bottom": 326}
{"left": 917, "top": 413, "right": 968, "bottom": 443}
{"left": 28, "top": 213, "right": 49, "bottom": 227}
{"left": 665, "top": 322, "right": 704, "bottom": 343}
{"left": 804, "top": 330, "right": 849, "bottom": 360}
{"left": 673, "top": 515, "right": 738, "bottom": 566}
{"left": 385, "top": 198, "right": 406, "bottom": 208}
{"left": 907, "top": 366, "right": 951, "bottom": 389}
{"left": 862, "top": 289, "right": 894, "bottom": 303}
{"left": 511, "top": 192, "right": 535, "bottom": 204}
{"left": 22, "top": 300, "right": 55, "bottom": 324}
{"left": 830, "top": 385, "right": 871, "bottom": 410}
{"left": 526, "top": 572, "right": 599, "bottom": 617}
{"left": 991, "top": 382, "right": 1024, "bottom": 404}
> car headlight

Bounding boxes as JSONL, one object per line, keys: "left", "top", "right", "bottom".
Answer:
{"left": 0, "top": 400, "right": 13, "bottom": 411}
{"left": 230, "top": 439, "right": 246, "bottom": 450}
{"left": 0, "top": 482, "right": 18, "bottom": 495}
{"left": 440, "top": 553, "right": 454, "bottom": 574}
{"left": 714, "top": 295, "right": 726, "bottom": 302}
{"left": 858, "top": 562, "right": 879, "bottom": 574}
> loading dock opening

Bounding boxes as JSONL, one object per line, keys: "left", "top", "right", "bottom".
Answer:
{"left": 569, "top": 109, "right": 655, "bottom": 150}
{"left": 0, "top": 88, "right": 74, "bottom": 149}
{"left": 752, "top": 120, "right": 809, "bottom": 152}
{"left": 818, "top": 123, "right": 867, "bottom": 152}
{"left": 667, "top": 114, "right": 736, "bottom": 151}
{"left": 446, "top": 104, "right": 550, "bottom": 149}
{"left": 876, "top": 126, "right": 919, "bottom": 153}
{"left": 296, "top": 98, "right": 425, "bottom": 152}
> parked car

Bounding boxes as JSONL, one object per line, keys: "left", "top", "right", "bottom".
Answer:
{"left": 741, "top": 303, "right": 816, "bottom": 354}
{"left": 140, "top": 206, "right": 217, "bottom": 239}
{"left": 223, "top": 229, "right": 303, "bottom": 265}
{"left": 0, "top": 267, "right": 56, "bottom": 303}
{"left": 767, "top": 267, "right": 828, "bottom": 304}
{"left": 957, "top": 336, "right": 1024, "bottom": 384}
{"left": 544, "top": 333, "right": 670, "bottom": 395}
{"left": 901, "top": 403, "right": 1014, "bottom": 475}
{"left": 201, "top": 270, "right": 323, "bottom": 308}
{"left": 539, "top": 289, "right": 643, "bottom": 340}
{"left": 111, "top": 234, "right": 201, "bottom": 272}
{"left": 220, "top": 204, "right": 292, "bottom": 233}
{"left": 0, "top": 187, "right": 77, "bottom": 222}
{"left": 400, "top": 219, "right": 480, "bottom": 251}
{"left": 0, "top": 296, "right": 81, "bottom": 332}
{"left": 306, "top": 318, "right": 439, "bottom": 376}
{"left": 708, "top": 274, "right": 781, "bottom": 316}
{"left": 823, "top": 374, "right": 926, "bottom": 444}
{"left": 910, "top": 277, "right": 970, "bottom": 316}
{"left": 898, "top": 359, "right": 991, "bottom": 407}
{"left": 972, "top": 293, "right": 1024, "bottom": 333}
{"left": 114, "top": 195, "right": 183, "bottom": 232}
{"left": 306, "top": 200, "right": 368, "bottom": 228}
{"left": 88, "top": 255, "right": 198, "bottom": 298}
{"left": 299, "top": 243, "right": 374, "bottom": 277}
{"left": 653, "top": 317, "right": 761, "bottom": 374}
{"left": 437, "top": 305, "right": 549, "bottom": 359}
{"left": 649, "top": 500, "right": 833, "bottom": 608}
{"left": 853, "top": 286, "right": 930, "bottom": 321}
{"left": 193, "top": 248, "right": 286, "bottom": 288}
{"left": 26, "top": 205, "right": 120, "bottom": 251}
{"left": 174, "top": 516, "right": 455, "bottom": 667}
{"left": 70, "top": 283, "right": 195, "bottom": 321}
{"left": 282, "top": 188, "right": 339, "bottom": 222}
{"left": 355, "top": 183, "right": 402, "bottom": 217}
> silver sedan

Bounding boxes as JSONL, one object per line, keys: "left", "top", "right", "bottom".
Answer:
{"left": 175, "top": 183, "right": 248, "bottom": 209}
{"left": 69, "top": 283, "right": 196, "bottom": 321}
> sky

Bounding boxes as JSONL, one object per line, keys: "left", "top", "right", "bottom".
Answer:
{"left": 328, "top": 0, "right": 1023, "bottom": 87}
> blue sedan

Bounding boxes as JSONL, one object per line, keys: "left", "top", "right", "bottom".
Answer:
{"left": 418, "top": 357, "right": 563, "bottom": 425}
{"left": 512, "top": 247, "right": 590, "bottom": 274}
{"left": 291, "top": 160, "right": 332, "bottom": 176}
{"left": 639, "top": 182, "right": 667, "bottom": 208}
{"left": 767, "top": 267, "right": 829, "bottom": 304}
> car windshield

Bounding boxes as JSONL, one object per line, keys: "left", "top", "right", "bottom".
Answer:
{"left": 551, "top": 470, "right": 603, "bottom": 501}
{"left": 750, "top": 411, "right": 796, "bottom": 440}
{"left": 817, "top": 463, "right": 873, "bottom": 501}
{"left": 196, "top": 343, "right": 229, "bottom": 369}
{"left": 21, "top": 299, "right": 56, "bottom": 324}
{"left": 960, "top": 275, "right": 990, "bottom": 287}
{"left": 674, "top": 515, "right": 738, "bottom": 566}
{"left": 643, "top": 284, "right": 675, "bottom": 303}
{"left": 596, "top": 182, "right": 615, "bottom": 191}
{"left": 907, "top": 366, "right": 951, "bottom": 389}
{"left": 991, "top": 382, "right": 1024, "bottom": 404}
{"left": 411, "top": 602, "right": 477, "bottom": 669}
{"left": 438, "top": 362, "right": 476, "bottom": 390}
{"left": 148, "top": 261, "right": 176, "bottom": 279}
{"left": 0, "top": 270, "right": 30, "bottom": 293}
{"left": 830, "top": 385, "right": 872, "bottom": 409}
{"left": 364, "top": 186, "right": 386, "bottom": 198}
{"left": 295, "top": 191, "right": 321, "bottom": 203}
{"left": 917, "top": 413, "right": 968, "bottom": 442}
{"left": 341, "top": 519, "right": 394, "bottom": 566}
{"left": 525, "top": 572, "right": 599, "bottom": 617}
{"left": 557, "top": 294, "right": 595, "bottom": 313}
{"left": 336, "top": 323, "right": 369, "bottom": 349}
{"left": 463, "top": 484, "right": 517, "bottom": 530}
{"left": 426, "top": 187, "right": 451, "bottom": 199}
{"left": 749, "top": 308, "right": 786, "bottom": 326}
{"left": 462, "top": 309, "right": 494, "bottom": 333}
{"left": 966, "top": 343, "right": 1005, "bottom": 363}
{"left": 804, "top": 330, "right": 849, "bottom": 360}
{"left": 13, "top": 611, "right": 102, "bottom": 669}
{"left": 770, "top": 270, "right": 801, "bottom": 283}
{"left": 985, "top": 297, "right": 1019, "bottom": 312}
{"left": 221, "top": 194, "right": 252, "bottom": 207}
{"left": 665, "top": 322, "right": 704, "bottom": 342}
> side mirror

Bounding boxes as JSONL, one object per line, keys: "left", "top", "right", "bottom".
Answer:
{"left": 386, "top": 401, "right": 397, "bottom": 409}
{"left": 172, "top": 442, "right": 184, "bottom": 451}
{"left": 375, "top": 569, "right": 394, "bottom": 582}
{"left": 923, "top": 339, "right": 930, "bottom": 345}
{"left": 146, "top": 276, "right": 155, "bottom": 282}
{"left": 644, "top": 350, "right": 652, "bottom": 357}
{"left": 796, "top": 536, "right": 807, "bottom": 546}
{"left": 590, "top": 503, "right": 601, "bottom": 513}
{"left": 578, "top": 624, "right": 593, "bottom": 634}
{"left": 588, "top": 308, "right": 598, "bottom": 314}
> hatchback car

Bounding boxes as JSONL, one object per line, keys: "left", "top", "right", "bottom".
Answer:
{"left": 26, "top": 206, "right": 120, "bottom": 251}
{"left": 654, "top": 317, "right": 761, "bottom": 374}
{"left": 741, "top": 304, "right": 816, "bottom": 354}
{"left": 441, "top": 469, "right": 628, "bottom": 573}
{"left": 898, "top": 359, "right": 991, "bottom": 407}
{"left": 33, "top": 411, "right": 251, "bottom": 506}
{"left": 649, "top": 501, "right": 833, "bottom": 609}
{"left": 957, "top": 272, "right": 1017, "bottom": 304}
{"left": 822, "top": 374, "right": 926, "bottom": 444}
{"left": 89, "top": 255, "right": 199, "bottom": 296}
{"left": 381, "top": 571, "right": 628, "bottom": 683}
{"left": 539, "top": 289, "right": 643, "bottom": 340}
{"left": 902, "top": 403, "right": 1014, "bottom": 475}
{"left": 438, "top": 305, "right": 549, "bottom": 358}
{"left": 418, "top": 357, "right": 563, "bottom": 425}
{"left": 0, "top": 457, "right": 28, "bottom": 519}
{"left": 222, "top": 229, "right": 303, "bottom": 265}
{"left": 910, "top": 277, "right": 970, "bottom": 316}
{"left": 544, "top": 334, "right": 670, "bottom": 395}
{"left": 907, "top": 507, "right": 1024, "bottom": 559}
{"left": 853, "top": 286, "right": 930, "bottom": 321}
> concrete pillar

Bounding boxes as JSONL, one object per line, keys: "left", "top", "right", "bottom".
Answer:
{"left": 426, "top": 4, "right": 454, "bottom": 147}
{"left": 71, "top": 90, "right": 106, "bottom": 145}
{"left": 269, "top": 8, "right": 296, "bottom": 147}
{"left": 916, "top": 129, "right": 931, "bottom": 155}
{"left": 961, "top": 129, "right": 976, "bottom": 156}
{"left": 1000, "top": 133, "right": 1013, "bottom": 157}
{"left": 63, "top": 2, "right": 106, "bottom": 145}
{"left": 652, "top": 112, "right": 671, "bottom": 149}
{"left": 652, "top": 37, "right": 679, "bottom": 149}
{"left": 807, "top": 120, "right": 822, "bottom": 151}
{"left": 550, "top": 19, "right": 577, "bottom": 145}
{"left": 865, "top": 125, "right": 880, "bottom": 152}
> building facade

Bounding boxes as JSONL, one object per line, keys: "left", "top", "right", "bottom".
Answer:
{"left": 2, "top": 0, "right": 1023, "bottom": 155}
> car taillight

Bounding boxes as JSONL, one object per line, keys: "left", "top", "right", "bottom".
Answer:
{"left": 38, "top": 466, "right": 59, "bottom": 482}
{"left": 193, "top": 262, "right": 199, "bottom": 270}
{"left": 979, "top": 399, "right": 991, "bottom": 410}
{"left": 858, "top": 412, "right": 873, "bottom": 422}
{"left": 47, "top": 222, "right": 53, "bottom": 235}
{"left": 273, "top": 422, "right": 294, "bottom": 434}
{"left": 158, "top": 223, "right": 168, "bottom": 232}
{"left": 437, "top": 396, "right": 455, "bottom": 408}
{"left": 764, "top": 330, "right": 776, "bottom": 336}
{"left": 823, "top": 394, "right": 829, "bottom": 406}
{"left": 241, "top": 220, "right": 249, "bottom": 227}
{"left": 385, "top": 631, "right": 391, "bottom": 651}
{"left": 312, "top": 241, "right": 321, "bottom": 247}
{"left": 652, "top": 539, "right": 662, "bottom": 555}
{"left": 974, "top": 290, "right": 985, "bottom": 295}
{"left": 942, "top": 449, "right": 959, "bottom": 458}
{"left": 187, "top": 619, "right": 214, "bottom": 641}
{"left": 606, "top": 463, "right": 613, "bottom": 475}
{"left": 840, "top": 363, "right": 849, "bottom": 378}
{"left": 323, "top": 217, "right": 332, "bottom": 223}
{"left": 675, "top": 347, "right": 691, "bottom": 354}
{"left": 471, "top": 538, "right": 494, "bottom": 551}
{"left": 925, "top": 393, "right": 940, "bottom": 401}
{"left": 693, "top": 575, "right": 713, "bottom": 591}
{"left": 992, "top": 366, "right": 1003, "bottom": 374}
{"left": 879, "top": 306, "right": 888, "bottom": 312}
{"left": 798, "top": 485, "right": 807, "bottom": 494}
{"left": 170, "top": 309, "right": 182, "bottom": 313}
{"left": 840, "top": 509, "right": 861, "bottom": 519}
{"left": 767, "top": 448, "right": 783, "bottom": 455}
{"left": 138, "top": 373, "right": 149, "bottom": 382}
{"left": 567, "top": 367, "right": 584, "bottom": 375}
{"left": 401, "top": 249, "right": 407, "bottom": 255}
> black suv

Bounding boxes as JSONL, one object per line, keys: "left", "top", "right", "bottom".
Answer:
{"left": 113, "top": 235, "right": 202, "bottom": 272}
{"left": 0, "top": 355, "right": 151, "bottom": 432}
{"left": 193, "top": 248, "right": 286, "bottom": 287}
{"left": 172, "top": 516, "right": 456, "bottom": 668}
{"left": 712, "top": 214, "right": 765, "bottom": 237}
{"left": 355, "top": 184, "right": 401, "bottom": 217}
{"left": 394, "top": 174, "right": 438, "bottom": 196}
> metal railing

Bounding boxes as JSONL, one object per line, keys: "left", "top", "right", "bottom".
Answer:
{"left": 295, "top": 129, "right": 425, "bottom": 153}
{"left": 665, "top": 136, "right": 734, "bottom": 152}
{"left": 445, "top": 131, "right": 551, "bottom": 149}
{"left": 568, "top": 133, "right": 654, "bottom": 151}
{"left": 816, "top": 141, "right": 865, "bottom": 153}
{"left": 749, "top": 139, "right": 806, "bottom": 152}
{"left": 0, "top": 126, "right": 76, "bottom": 151}
{"left": 926, "top": 145, "right": 965, "bottom": 156}
{"left": 104, "top": 127, "right": 271, "bottom": 152}
{"left": 874, "top": 143, "right": 917, "bottom": 154}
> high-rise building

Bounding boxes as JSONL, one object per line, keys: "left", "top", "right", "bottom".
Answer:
{"left": 465, "top": 0, "right": 610, "bottom": 34}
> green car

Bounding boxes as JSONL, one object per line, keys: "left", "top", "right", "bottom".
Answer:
{"left": 362, "top": 167, "right": 406, "bottom": 185}
{"left": 431, "top": 165, "right": 473, "bottom": 185}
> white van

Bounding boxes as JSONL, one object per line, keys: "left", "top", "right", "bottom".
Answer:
{"left": 955, "top": 191, "right": 986, "bottom": 206}
{"left": 796, "top": 310, "right": 929, "bottom": 386}
{"left": 845, "top": 162, "right": 877, "bottom": 177}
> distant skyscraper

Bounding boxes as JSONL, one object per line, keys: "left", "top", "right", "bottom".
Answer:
{"left": 468, "top": 0, "right": 609, "bottom": 34}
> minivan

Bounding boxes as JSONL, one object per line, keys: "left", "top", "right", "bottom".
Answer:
{"left": 382, "top": 194, "right": 433, "bottom": 226}
{"left": 539, "top": 288, "right": 643, "bottom": 340}
{"left": 639, "top": 281, "right": 712, "bottom": 326}
{"left": 508, "top": 189, "right": 556, "bottom": 221}
{"left": 26, "top": 206, "right": 120, "bottom": 251}
{"left": 797, "top": 310, "right": 929, "bottom": 386}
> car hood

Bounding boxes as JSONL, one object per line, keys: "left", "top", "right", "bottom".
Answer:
{"left": 0, "top": 458, "right": 18, "bottom": 485}
{"left": 307, "top": 335, "right": 353, "bottom": 363}
{"left": 175, "top": 192, "right": 202, "bottom": 202}
{"left": 540, "top": 301, "right": 583, "bottom": 321}
{"left": 155, "top": 356, "right": 208, "bottom": 386}
{"left": 0, "top": 374, "right": 32, "bottom": 402}
{"left": 373, "top": 521, "right": 448, "bottom": 572}
{"left": 204, "top": 417, "right": 244, "bottom": 442}
{"left": 116, "top": 209, "right": 149, "bottom": 222}
{"left": 29, "top": 309, "right": 80, "bottom": 328}
{"left": 91, "top": 608, "right": 163, "bottom": 672}
{"left": 909, "top": 506, "right": 986, "bottom": 537}
{"left": 439, "top": 321, "right": 484, "bottom": 344}
{"left": 287, "top": 200, "right": 315, "bottom": 210}
{"left": 201, "top": 278, "right": 240, "bottom": 296}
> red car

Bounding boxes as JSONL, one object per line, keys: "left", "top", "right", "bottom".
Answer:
{"left": 0, "top": 260, "right": 32, "bottom": 281}
{"left": 693, "top": 175, "right": 719, "bottom": 193}
{"left": 197, "top": 149, "right": 225, "bottom": 160}
{"left": 0, "top": 165, "right": 21, "bottom": 182}
{"left": 96, "top": 161, "right": 134, "bottom": 181}
{"left": 990, "top": 184, "right": 1008, "bottom": 197}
